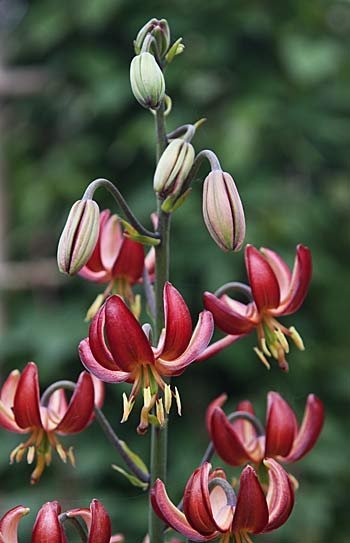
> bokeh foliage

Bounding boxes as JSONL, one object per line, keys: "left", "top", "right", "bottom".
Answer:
{"left": 1, "top": 0, "right": 349, "bottom": 541}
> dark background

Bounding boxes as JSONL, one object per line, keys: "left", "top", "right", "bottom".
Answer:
{"left": 0, "top": 0, "right": 349, "bottom": 541}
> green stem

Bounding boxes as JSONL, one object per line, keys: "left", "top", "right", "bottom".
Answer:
{"left": 149, "top": 102, "right": 170, "bottom": 543}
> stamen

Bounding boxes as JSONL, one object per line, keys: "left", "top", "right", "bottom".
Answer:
{"left": 56, "top": 442, "right": 67, "bottom": 463}
{"left": 121, "top": 393, "right": 135, "bottom": 423}
{"left": 143, "top": 386, "right": 152, "bottom": 408}
{"left": 253, "top": 347, "right": 270, "bottom": 369}
{"left": 174, "top": 387, "right": 182, "bottom": 416}
{"left": 164, "top": 383, "right": 172, "bottom": 414}
{"left": 275, "top": 327, "right": 289, "bottom": 353}
{"left": 289, "top": 326, "right": 305, "bottom": 350}
{"left": 30, "top": 454, "right": 46, "bottom": 485}
{"left": 67, "top": 447, "right": 76, "bottom": 467}
{"left": 156, "top": 398, "right": 165, "bottom": 427}
{"left": 260, "top": 338, "right": 271, "bottom": 357}
{"left": 27, "top": 446, "right": 35, "bottom": 465}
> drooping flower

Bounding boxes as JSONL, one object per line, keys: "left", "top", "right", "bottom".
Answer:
{"left": 151, "top": 459, "right": 294, "bottom": 543}
{"left": 0, "top": 362, "right": 104, "bottom": 484}
{"left": 79, "top": 282, "right": 214, "bottom": 433}
{"left": 204, "top": 244, "right": 312, "bottom": 370}
{"left": 206, "top": 392, "right": 324, "bottom": 468}
{"left": 0, "top": 500, "right": 121, "bottom": 543}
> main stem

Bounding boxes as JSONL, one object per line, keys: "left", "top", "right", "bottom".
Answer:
{"left": 149, "top": 105, "right": 170, "bottom": 543}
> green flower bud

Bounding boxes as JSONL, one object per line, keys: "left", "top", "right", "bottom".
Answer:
{"left": 130, "top": 52, "right": 165, "bottom": 110}
{"left": 57, "top": 199, "right": 100, "bottom": 275}
{"left": 202, "top": 170, "right": 245, "bottom": 252}
{"left": 153, "top": 138, "right": 195, "bottom": 198}
{"left": 134, "top": 18, "right": 170, "bottom": 58}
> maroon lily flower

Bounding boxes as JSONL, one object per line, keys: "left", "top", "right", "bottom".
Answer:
{"left": 151, "top": 459, "right": 294, "bottom": 542}
{"left": 0, "top": 362, "right": 104, "bottom": 484}
{"left": 79, "top": 281, "right": 214, "bottom": 433}
{"left": 206, "top": 392, "right": 324, "bottom": 468}
{"left": 204, "top": 244, "right": 312, "bottom": 370}
{"left": 0, "top": 500, "right": 121, "bottom": 543}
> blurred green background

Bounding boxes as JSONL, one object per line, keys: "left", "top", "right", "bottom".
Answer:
{"left": 0, "top": 0, "right": 349, "bottom": 541}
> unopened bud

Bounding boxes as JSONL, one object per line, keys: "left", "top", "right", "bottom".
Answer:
{"left": 202, "top": 170, "right": 245, "bottom": 252}
{"left": 154, "top": 138, "right": 195, "bottom": 198}
{"left": 130, "top": 52, "right": 165, "bottom": 110}
{"left": 134, "top": 18, "right": 170, "bottom": 59}
{"left": 57, "top": 199, "right": 100, "bottom": 275}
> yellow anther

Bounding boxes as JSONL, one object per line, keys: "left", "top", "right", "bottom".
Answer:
{"left": 164, "top": 384, "right": 172, "bottom": 414}
{"left": 287, "top": 472, "right": 299, "bottom": 491}
{"left": 260, "top": 338, "right": 271, "bottom": 357}
{"left": 30, "top": 454, "right": 46, "bottom": 485}
{"left": 253, "top": 347, "right": 271, "bottom": 370}
{"left": 85, "top": 293, "right": 105, "bottom": 322}
{"left": 121, "top": 393, "right": 135, "bottom": 423}
{"left": 131, "top": 294, "right": 142, "bottom": 319}
{"left": 143, "top": 386, "right": 152, "bottom": 408}
{"left": 174, "top": 387, "right": 182, "bottom": 416}
{"left": 156, "top": 398, "right": 165, "bottom": 427}
{"left": 275, "top": 327, "right": 289, "bottom": 353}
{"left": 56, "top": 442, "right": 67, "bottom": 463}
{"left": 268, "top": 341, "right": 279, "bottom": 360}
{"left": 27, "top": 446, "right": 35, "bottom": 465}
{"left": 289, "top": 326, "right": 305, "bottom": 350}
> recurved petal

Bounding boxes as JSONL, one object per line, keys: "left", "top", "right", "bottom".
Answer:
{"left": 13, "top": 362, "right": 42, "bottom": 430}
{"left": 263, "top": 458, "right": 295, "bottom": 532}
{"left": 112, "top": 237, "right": 145, "bottom": 283}
{"left": 159, "top": 282, "right": 193, "bottom": 360}
{"left": 210, "top": 408, "right": 258, "bottom": 466}
{"left": 100, "top": 213, "right": 123, "bottom": 271}
{"left": 265, "top": 392, "right": 298, "bottom": 458}
{"left": 0, "top": 505, "right": 30, "bottom": 543}
{"left": 55, "top": 372, "right": 95, "bottom": 434}
{"left": 85, "top": 209, "right": 112, "bottom": 272}
{"left": 79, "top": 339, "right": 131, "bottom": 384}
{"left": 105, "top": 296, "right": 154, "bottom": 372}
{"left": 89, "top": 306, "right": 119, "bottom": 371}
{"left": 183, "top": 464, "right": 217, "bottom": 535}
{"left": 260, "top": 247, "right": 292, "bottom": 301}
{"left": 245, "top": 245, "right": 280, "bottom": 311}
{"left": 156, "top": 310, "right": 213, "bottom": 376}
{"left": 0, "top": 370, "right": 23, "bottom": 432}
{"left": 88, "top": 499, "right": 112, "bottom": 543}
{"left": 31, "top": 501, "right": 67, "bottom": 543}
{"left": 92, "top": 375, "right": 105, "bottom": 409}
{"left": 206, "top": 394, "right": 228, "bottom": 435}
{"left": 203, "top": 292, "right": 257, "bottom": 334}
{"left": 272, "top": 245, "right": 312, "bottom": 316}
{"left": 151, "top": 480, "right": 217, "bottom": 542}
{"left": 231, "top": 465, "right": 268, "bottom": 534}
{"left": 283, "top": 394, "right": 324, "bottom": 462}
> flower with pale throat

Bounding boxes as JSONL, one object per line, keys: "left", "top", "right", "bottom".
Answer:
{"left": 79, "top": 282, "right": 214, "bottom": 433}
{"left": 0, "top": 362, "right": 103, "bottom": 484}
{"left": 204, "top": 244, "right": 312, "bottom": 370}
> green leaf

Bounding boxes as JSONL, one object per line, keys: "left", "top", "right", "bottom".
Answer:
{"left": 111, "top": 465, "right": 148, "bottom": 490}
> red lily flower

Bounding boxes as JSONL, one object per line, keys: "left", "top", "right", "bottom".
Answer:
{"left": 0, "top": 362, "right": 104, "bottom": 484}
{"left": 151, "top": 458, "right": 294, "bottom": 543}
{"left": 0, "top": 500, "right": 121, "bottom": 543}
{"left": 204, "top": 244, "right": 312, "bottom": 370}
{"left": 206, "top": 392, "right": 324, "bottom": 468}
{"left": 79, "top": 282, "right": 214, "bottom": 433}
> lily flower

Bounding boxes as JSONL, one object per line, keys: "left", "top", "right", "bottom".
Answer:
{"left": 0, "top": 499, "right": 122, "bottom": 543}
{"left": 151, "top": 458, "right": 294, "bottom": 543}
{"left": 78, "top": 210, "right": 147, "bottom": 319}
{"left": 204, "top": 244, "right": 312, "bottom": 370}
{"left": 0, "top": 362, "right": 104, "bottom": 484}
{"left": 206, "top": 392, "right": 324, "bottom": 468}
{"left": 79, "top": 282, "right": 214, "bottom": 433}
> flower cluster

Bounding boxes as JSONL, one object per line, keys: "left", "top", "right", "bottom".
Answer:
{"left": 0, "top": 499, "right": 123, "bottom": 542}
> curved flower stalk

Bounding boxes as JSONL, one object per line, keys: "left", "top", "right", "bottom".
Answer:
{"left": 151, "top": 459, "right": 294, "bottom": 542}
{"left": 0, "top": 499, "right": 122, "bottom": 543}
{"left": 0, "top": 362, "right": 104, "bottom": 484}
{"left": 79, "top": 282, "right": 214, "bottom": 433}
{"left": 204, "top": 244, "right": 312, "bottom": 370}
{"left": 206, "top": 392, "right": 324, "bottom": 467}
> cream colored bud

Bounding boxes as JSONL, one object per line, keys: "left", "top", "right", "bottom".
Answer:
{"left": 130, "top": 52, "right": 165, "bottom": 109}
{"left": 134, "top": 18, "right": 170, "bottom": 58}
{"left": 202, "top": 170, "right": 245, "bottom": 252}
{"left": 57, "top": 199, "right": 100, "bottom": 275}
{"left": 153, "top": 138, "right": 195, "bottom": 197}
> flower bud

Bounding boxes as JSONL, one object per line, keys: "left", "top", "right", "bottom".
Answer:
{"left": 153, "top": 138, "right": 195, "bottom": 198}
{"left": 202, "top": 170, "right": 245, "bottom": 252}
{"left": 130, "top": 52, "right": 165, "bottom": 110}
{"left": 134, "top": 18, "right": 170, "bottom": 59}
{"left": 57, "top": 199, "right": 100, "bottom": 275}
